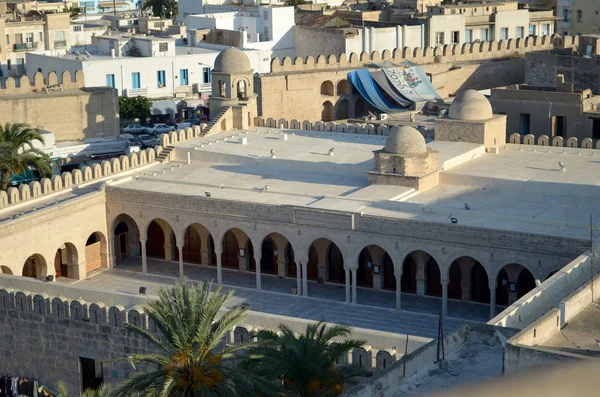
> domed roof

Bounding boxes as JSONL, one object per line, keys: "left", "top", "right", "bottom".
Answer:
{"left": 213, "top": 47, "right": 252, "bottom": 74}
{"left": 448, "top": 89, "right": 493, "bottom": 121}
{"left": 383, "top": 126, "right": 427, "bottom": 156}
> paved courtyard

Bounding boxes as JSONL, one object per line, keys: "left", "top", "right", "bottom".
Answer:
{"left": 76, "top": 257, "right": 503, "bottom": 339}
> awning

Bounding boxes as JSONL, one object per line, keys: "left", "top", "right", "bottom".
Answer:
{"left": 151, "top": 100, "right": 177, "bottom": 115}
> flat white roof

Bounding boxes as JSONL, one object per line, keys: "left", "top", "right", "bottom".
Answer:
{"left": 114, "top": 128, "right": 600, "bottom": 239}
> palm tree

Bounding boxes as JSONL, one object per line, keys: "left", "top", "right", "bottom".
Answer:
{"left": 244, "top": 321, "right": 371, "bottom": 397}
{"left": 56, "top": 382, "right": 112, "bottom": 397}
{"left": 112, "top": 279, "right": 275, "bottom": 396}
{"left": 0, "top": 123, "right": 53, "bottom": 191}
{"left": 142, "top": 0, "right": 178, "bottom": 19}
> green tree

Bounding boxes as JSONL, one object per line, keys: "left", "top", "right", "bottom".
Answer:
{"left": 142, "top": 0, "right": 178, "bottom": 19}
{"left": 118, "top": 96, "right": 152, "bottom": 122}
{"left": 0, "top": 123, "right": 53, "bottom": 191}
{"left": 111, "top": 279, "right": 275, "bottom": 396}
{"left": 63, "top": 6, "right": 82, "bottom": 19}
{"left": 244, "top": 321, "right": 370, "bottom": 397}
{"left": 283, "top": 0, "right": 311, "bottom": 6}
{"left": 57, "top": 381, "right": 113, "bottom": 397}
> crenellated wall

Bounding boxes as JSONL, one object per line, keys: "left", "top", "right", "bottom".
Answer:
{"left": 269, "top": 35, "right": 559, "bottom": 74}
{"left": 0, "top": 70, "right": 85, "bottom": 96}
{"left": 254, "top": 116, "right": 392, "bottom": 135}
{"left": 507, "top": 133, "right": 600, "bottom": 149}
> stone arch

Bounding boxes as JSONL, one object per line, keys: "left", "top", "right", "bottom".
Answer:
{"left": 322, "top": 101, "right": 334, "bottom": 122}
{"left": 112, "top": 213, "right": 142, "bottom": 264}
{"left": 376, "top": 349, "right": 396, "bottom": 372}
{"left": 53, "top": 242, "right": 78, "bottom": 279}
{"left": 0, "top": 191, "right": 8, "bottom": 207}
{"left": 321, "top": 80, "right": 334, "bottom": 96}
{"left": 51, "top": 297, "right": 69, "bottom": 318}
{"left": 355, "top": 97, "right": 367, "bottom": 118}
{"left": 72, "top": 169, "right": 83, "bottom": 185}
{"left": 538, "top": 135, "right": 549, "bottom": 146}
{"left": 219, "top": 227, "right": 254, "bottom": 271}
{"left": 337, "top": 79, "right": 351, "bottom": 96}
{"left": 1, "top": 266, "right": 12, "bottom": 274}
{"left": 357, "top": 245, "right": 395, "bottom": 290}
{"left": 22, "top": 253, "right": 47, "bottom": 279}
{"left": 495, "top": 263, "right": 536, "bottom": 306}
{"left": 40, "top": 178, "right": 52, "bottom": 194}
{"left": 51, "top": 174, "right": 63, "bottom": 191}
{"left": 178, "top": 222, "right": 214, "bottom": 265}
{"left": 509, "top": 133, "right": 521, "bottom": 144}
{"left": 259, "top": 232, "right": 293, "bottom": 277}
{"left": 85, "top": 231, "right": 108, "bottom": 273}
{"left": 337, "top": 99, "right": 350, "bottom": 120}
{"left": 146, "top": 218, "right": 175, "bottom": 260}
{"left": 18, "top": 184, "right": 31, "bottom": 201}
{"left": 401, "top": 250, "right": 441, "bottom": 296}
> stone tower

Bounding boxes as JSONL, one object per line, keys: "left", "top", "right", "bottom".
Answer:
{"left": 210, "top": 47, "right": 258, "bottom": 130}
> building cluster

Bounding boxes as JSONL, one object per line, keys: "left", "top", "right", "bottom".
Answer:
{"left": 3, "top": 0, "right": 600, "bottom": 395}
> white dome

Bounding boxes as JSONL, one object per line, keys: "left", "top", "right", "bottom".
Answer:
{"left": 213, "top": 47, "right": 252, "bottom": 74}
{"left": 448, "top": 90, "right": 493, "bottom": 121}
{"left": 384, "top": 126, "right": 427, "bottom": 156}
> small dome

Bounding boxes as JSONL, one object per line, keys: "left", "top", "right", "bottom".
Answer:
{"left": 213, "top": 47, "right": 252, "bottom": 74}
{"left": 448, "top": 90, "right": 493, "bottom": 121}
{"left": 384, "top": 126, "right": 427, "bottom": 156}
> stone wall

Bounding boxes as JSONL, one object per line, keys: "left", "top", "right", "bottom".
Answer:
{"left": 0, "top": 71, "right": 119, "bottom": 142}
{"left": 524, "top": 52, "right": 600, "bottom": 94}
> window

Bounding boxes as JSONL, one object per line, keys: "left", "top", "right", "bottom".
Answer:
{"left": 577, "top": 10, "right": 582, "bottom": 23}
{"left": 16, "top": 58, "right": 24, "bottom": 73}
{"left": 5, "top": 35, "right": 8, "bottom": 45}
{"left": 500, "top": 28, "right": 508, "bottom": 40}
{"left": 154, "top": 21, "right": 165, "bottom": 28}
{"left": 202, "top": 67, "right": 211, "bottom": 83}
{"left": 592, "top": 119, "right": 600, "bottom": 140}
{"left": 7, "top": 60, "right": 11, "bottom": 70}
{"left": 263, "top": 27, "right": 269, "bottom": 41}
{"left": 529, "top": 24, "right": 536, "bottom": 36}
{"left": 563, "top": 9, "right": 570, "bottom": 23}
{"left": 73, "top": 25, "right": 82, "bottom": 32}
{"left": 218, "top": 80, "right": 226, "bottom": 97}
{"left": 39, "top": 32, "right": 43, "bottom": 41}
{"left": 542, "top": 24, "right": 550, "bottom": 36}
{"left": 263, "top": 11, "right": 268, "bottom": 20}
{"left": 435, "top": 32, "right": 444, "bottom": 45}
{"left": 131, "top": 72, "right": 141, "bottom": 89}
{"left": 451, "top": 31, "right": 459, "bottom": 43}
{"left": 179, "top": 68, "right": 188, "bottom": 85}
{"left": 106, "top": 74, "right": 115, "bottom": 88}
{"left": 464, "top": 29, "right": 472, "bottom": 43}
{"left": 237, "top": 80, "right": 247, "bottom": 99}
{"left": 516, "top": 26, "right": 524, "bottom": 38}
{"left": 480, "top": 28, "right": 488, "bottom": 41}
{"left": 157, "top": 70, "right": 166, "bottom": 87}
{"left": 127, "top": 20, "right": 133, "bottom": 25}
{"left": 159, "top": 42, "right": 168, "bottom": 52}
{"left": 14, "top": 33, "right": 22, "bottom": 44}
{"left": 552, "top": 116, "right": 565, "bottom": 137}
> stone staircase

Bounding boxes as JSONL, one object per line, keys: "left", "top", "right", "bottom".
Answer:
{"left": 200, "top": 106, "right": 230, "bottom": 137}
{"left": 155, "top": 146, "right": 174, "bottom": 163}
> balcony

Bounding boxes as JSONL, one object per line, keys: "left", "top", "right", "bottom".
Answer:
{"left": 53, "top": 40, "right": 67, "bottom": 48}
{"left": 13, "top": 42, "right": 38, "bottom": 51}
{"left": 193, "top": 82, "right": 212, "bottom": 93}
{"left": 125, "top": 87, "right": 148, "bottom": 97}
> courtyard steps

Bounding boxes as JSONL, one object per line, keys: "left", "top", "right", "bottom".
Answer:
{"left": 200, "top": 106, "right": 230, "bottom": 137}
{"left": 155, "top": 146, "right": 174, "bottom": 163}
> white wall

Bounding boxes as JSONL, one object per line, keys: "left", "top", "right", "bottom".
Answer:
{"left": 26, "top": 47, "right": 269, "bottom": 98}
{"left": 346, "top": 25, "right": 424, "bottom": 55}
{"left": 495, "top": 10, "right": 529, "bottom": 41}
{"left": 428, "top": 14, "right": 465, "bottom": 46}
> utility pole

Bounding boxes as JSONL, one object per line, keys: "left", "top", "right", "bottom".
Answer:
{"left": 591, "top": 214, "right": 595, "bottom": 303}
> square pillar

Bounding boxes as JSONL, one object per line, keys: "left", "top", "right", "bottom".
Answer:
{"left": 109, "top": 233, "right": 116, "bottom": 268}
{"left": 200, "top": 248, "right": 210, "bottom": 266}
{"left": 489, "top": 282, "right": 496, "bottom": 319}
{"left": 373, "top": 274, "right": 382, "bottom": 291}
{"left": 345, "top": 268, "right": 351, "bottom": 303}
{"left": 301, "top": 261, "right": 308, "bottom": 296}
{"left": 416, "top": 278, "right": 426, "bottom": 296}
{"left": 277, "top": 258, "right": 286, "bottom": 277}
{"left": 255, "top": 254, "right": 262, "bottom": 291}
{"left": 441, "top": 280, "right": 448, "bottom": 317}
{"left": 178, "top": 246, "right": 184, "bottom": 279}
{"left": 140, "top": 237, "right": 148, "bottom": 273}
{"left": 238, "top": 255, "right": 246, "bottom": 272}
{"left": 395, "top": 270, "right": 402, "bottom": 310}
{"left": 216, "top": 249, "right": 223, "bottom": 284}
{"left": 296, "top": 260, "right": 302, "bottom": 296}
{"left": 351, "top": 268, "right": 358, "bottom": 304}
{"left": 318, "top": 263, "right": 326, "bottom": 281}
{"left": 164, "top": 243, "right": 173, "bottom": 262}
{"left": 71, "top": 262, "right": 87, "bottom": 280}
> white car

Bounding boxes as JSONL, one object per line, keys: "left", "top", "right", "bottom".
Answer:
{"left": 121, "top": 123, "right": 146, "bottom": 134}
{"left": 144, "top": 123, "right": 175, "bottom": 135}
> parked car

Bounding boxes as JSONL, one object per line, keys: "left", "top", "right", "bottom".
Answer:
{"left": 118, "top": 133, "right": 140, "bottom": 147}
{"left": 121, "top": 124, "right": 146, "bottom": 134}
{"left": 144, "top": 123, "right": 175, "bottom": 135}
{"left": 176, "top": 122, "right": 193, "bottom": 130}
{"left": 137, "top": 134, "right": 158, "bottom": 149}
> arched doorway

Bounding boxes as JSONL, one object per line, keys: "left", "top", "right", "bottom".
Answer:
{"left": 447, "top": 261, "right": 462, "bottom": 300}
{"left": 208, "top": 235, "right": 217, "bottom": 266}
{"left": 401, "top": 254, "right": 417, "bottom": 294}
{"left": 221, "top": 230, "right": 240, "bottom": 269}
{"left": 382, "top": 253, "right": 395, "bottom": 291}
{"left": 337, "top": 99, "right": 349, "bottom": 120}
{"left": 470, "top": 262, "right": 490, "bottom": 303}
{"left": 260, "top": 236, "right": 278, "bottom": 275}
{"left": 85, "top": 232, "right": 107, "bottom": 274}
{"left": 307, "top": 244, "right": 319, "bottom": 280}
{"left": 517, "top": 268, "right": 536, "bottom": 299}
{"left": 355, "top": 97, "right": 367, "bottom": 117}
{"left": 0, "top": 266, "right": 12, "bottom": 274}
{"left": 178, "top": 224, "right": 211, "bottom": 264}
{"left": 327, "top": 243, "right": 344, "bottom": 284}
{"left": 147, "top": 219, "right": 171, "bottom": 259}
{"left": 285, "top": 243, "right": 296, "bottom": 277}
{"left": 246, "top": 240, "right": 256, "bottom": 271}
{"left": 357, "top": 248, "right": 374, "bottom": 288}
{"left": 321, "top": 80, "right": 334, "bottom": 96}
{"left": 113, "top": 214, "right": 140, "bottom": 263}
{"left": 496, "top": 268, "right": 509, "bottom": 306}
{"left": 337, "top": 79, "right": 350, "bottom": 95}
{"left": 22, "top": 254, "right": 47, "bottom": 279}
{"left": 322, "top": 101, "right": 333, "bottom": 122}
{"left": 426, "top": 258, "right": 441, "bottom": 296}
{"left": 54, "top": 243, "right": 78, "bottom": 278}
